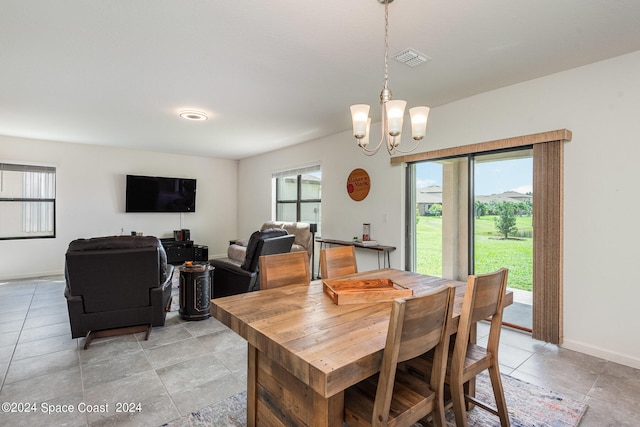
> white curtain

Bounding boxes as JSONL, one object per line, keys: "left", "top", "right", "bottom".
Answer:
{"left": 22, "top": 170, "right": 56, "bottom": 233}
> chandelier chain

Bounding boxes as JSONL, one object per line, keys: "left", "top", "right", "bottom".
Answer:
{"left": 383, "top": 0, "right": 389, "bottom": 90}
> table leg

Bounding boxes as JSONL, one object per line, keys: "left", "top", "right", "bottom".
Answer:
{"left": 250, "top": 347, "right": 343, "bottom": 426}
{"left": 312, "top": 392, "right": 344, "bottom": 427}
{"left": 247, "top": 344, "right": 257, "bottom": 426}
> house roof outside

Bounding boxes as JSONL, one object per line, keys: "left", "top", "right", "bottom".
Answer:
{"left": 417, "top": 186, "right": 532, "bottom": 205}
{"left": 417, "top": 186, "right": 444, "bottom": 204}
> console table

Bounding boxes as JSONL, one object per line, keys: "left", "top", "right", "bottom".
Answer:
{"left": 316, "top": 238, "right": 395, "bottom": 269}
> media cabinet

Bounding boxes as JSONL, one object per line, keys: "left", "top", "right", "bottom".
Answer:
{"left": 160, "top": 239, "right": 208, "bottom": 264}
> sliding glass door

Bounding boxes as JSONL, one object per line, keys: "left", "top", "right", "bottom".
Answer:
{"left": 413, "top": 161, "right": 443, "bottom": 277}
{"left": 472, "top": 150, "right": 533, "bottom": 331}
{"left": 408, "top": 148, "right": 533, "bottom": 331}
{"left": 412, "top": 157, "right": 470, "bottom": 280}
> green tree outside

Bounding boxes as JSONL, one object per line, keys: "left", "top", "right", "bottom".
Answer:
{"left": 428, "top": 204, "right": 442, "bottom": 216}
{"left": 494, "top": 202, "right": 518, "bottom": 239}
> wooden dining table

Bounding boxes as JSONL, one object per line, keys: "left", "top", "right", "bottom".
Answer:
{"left": 210, "top": 268, "right": 513, "bottom": 426}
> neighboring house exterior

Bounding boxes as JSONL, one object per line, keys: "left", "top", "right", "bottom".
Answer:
{"left": 417, "top": 186, "right": 532, "bottom": 215}
{"left": 416, "top": 186, "right": 443, "bottom": 215}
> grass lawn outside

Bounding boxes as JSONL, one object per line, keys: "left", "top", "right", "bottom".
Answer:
{"left": 416, "top": 215, "right": 533, "bottom": 291}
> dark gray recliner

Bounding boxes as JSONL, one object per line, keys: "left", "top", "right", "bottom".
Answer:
{"left": 64, "top": 235, "right": 174, "bottom": 348}
{"left": 210, "top": 229, "right": 294, "bottom": 298}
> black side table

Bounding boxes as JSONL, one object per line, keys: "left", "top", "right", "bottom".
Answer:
{"left": 179, "top": 262, "right": 212, "bottom": 321}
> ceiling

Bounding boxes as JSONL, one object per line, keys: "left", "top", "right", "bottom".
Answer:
{"left": 2, "top": 1, "right": 640, "bottom": 160}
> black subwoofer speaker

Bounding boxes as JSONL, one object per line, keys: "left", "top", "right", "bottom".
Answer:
{"left": 194, "top": 245, "right": 208, "bottom": 261}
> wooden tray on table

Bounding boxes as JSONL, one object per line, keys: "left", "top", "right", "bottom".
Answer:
{"left": 322, "top": 278, "right": 413, "bottom": 305}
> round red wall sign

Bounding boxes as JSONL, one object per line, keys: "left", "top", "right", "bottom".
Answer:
{"left": 346, "top": 168, "right": 370, "bottom": 201}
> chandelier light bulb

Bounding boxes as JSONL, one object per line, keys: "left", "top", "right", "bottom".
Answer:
{"left": 409, "top": 106, "right": 430, "bottom": 140}
{"left": 350, "top": 104, "right": 370, "bottom": 138}
{"left": 385, "top": 100, "right": 406, "bottom": 137}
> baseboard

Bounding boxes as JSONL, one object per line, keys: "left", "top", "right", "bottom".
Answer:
{"left": 562, "top": 338, "right": 640, "bottom": 369}
{"left": 0, "top": 269, "right": 64, "bottom": 281}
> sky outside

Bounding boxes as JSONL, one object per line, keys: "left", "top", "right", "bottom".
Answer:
{"left": 416, "top": 157, "right": 533, "bottom": 196}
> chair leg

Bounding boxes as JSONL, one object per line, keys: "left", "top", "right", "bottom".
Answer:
{"left": 429, "top": 397, "right": 447, "bottom": 427}
{"left": 143, "top": 324, "right": 152, "bottom": 341}
{"left": 463, "top": 379, "right": 476, "bottom": 410}
{"left": 488, "top": 364, "right": 510, "bottom": 427}
{"left": 450, "top": 377, "right": 469, "bottom": 427}
{"left": 83, "top": 324, "right": 152, "bottom": 349}
{"left": 83, "top": 331, "right": 96, "bottom": 350}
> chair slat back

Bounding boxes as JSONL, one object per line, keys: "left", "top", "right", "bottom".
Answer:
{"left": 469, "top": 268, "right": 508, "bottom": 323}
{"left": 259, "top": 251, "right": 310, "bottom": 290}
{"left": 396, "top": 286, "right": 455, "bottom": 363}
{"left": 319, "top": 245, "right": 358, "bottom": 279}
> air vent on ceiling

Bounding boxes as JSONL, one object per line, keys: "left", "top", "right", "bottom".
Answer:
{"left": 393, "top": 48, "right": 431, "bottom": 67}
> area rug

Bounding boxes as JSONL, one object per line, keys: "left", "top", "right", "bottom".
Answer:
{"left": 162, "top": 372, "right": 587, "bottom": 426}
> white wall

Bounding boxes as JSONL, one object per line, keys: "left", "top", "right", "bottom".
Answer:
{"left": 0, "top": 135, "right": 238, "bottom": 280}
{"left": 238, "top": 50, "right": 640, "bottom": 368}
{"left": 237, "top": 132, "right": 406, "bottom": 274}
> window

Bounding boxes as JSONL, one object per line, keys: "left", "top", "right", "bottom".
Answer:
{"left": 0, "top": 163, "right": 56, "bottom": 240}
{"left": 273, "top": 165, "right": 321, "bottom": 232}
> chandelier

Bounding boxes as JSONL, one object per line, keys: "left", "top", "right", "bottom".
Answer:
{"left": 350, "top": 0, "right": 430, "bottom": 156}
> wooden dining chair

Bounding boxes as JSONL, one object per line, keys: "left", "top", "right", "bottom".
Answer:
{"left": 344, "top": 285, "right": 456, "bottom": 427}
{"left": 258, "top": 251, "right": 310, "bottom": 290}
{"left": 447, "top": 267, "right": 510, "bottom": 427}
{"left": 319, "top": 245, "right": 358, "bottom": 279}
{"left": 406, "top": 268, "right": 511, "bottom": 426}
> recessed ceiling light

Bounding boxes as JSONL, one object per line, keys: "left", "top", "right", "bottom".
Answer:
{"left": 179, "top": 110, "right": 208, "bottom": 121}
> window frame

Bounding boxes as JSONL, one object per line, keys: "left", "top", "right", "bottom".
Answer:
{"left": 273, "top": 165, "right": 321, "bottom": 223}
{"left": 0, "top": 163, "right": 57, "bottom": 240}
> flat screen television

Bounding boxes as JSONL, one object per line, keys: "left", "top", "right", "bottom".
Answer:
{"left": 125, "top": 175, "right": 196, "bottom": 213}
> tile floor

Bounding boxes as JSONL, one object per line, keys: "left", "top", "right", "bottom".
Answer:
{"left": 1, "top": 275, "right": 639, "bottom": 426}
{"left": 502, "top": 287, "right": 532, "bottom": 330}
